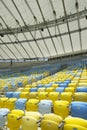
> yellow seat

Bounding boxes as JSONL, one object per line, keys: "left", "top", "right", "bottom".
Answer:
{"left": 25, "top": 84, "right": 32, "bottom": 88}
{"left": 46, "top": 87, "right": 55, "bottom": 93}
{"left": 79, "top": 80, "right": 87, "bottom": 83}
{"left": 21, "top": 116, "right": 38, "bottom": 130}
{"left": 74, "top": 92, "right": 87, "bottom": 102}
{"left": 41, "top": 120, "right": 61, "bottom": 130}
{"left": 54, "top": 100, "right": 69, "bottom": 119}
{"left": 0, "top": 98, "right": 8, "bottom": 108}
{"left": 65, "top": 87, "right": 75, "bottom": 94}
{"left": 6, "top": 98, "right": 17, "bottom": 110}
{"left": 48, "top": 92, "right": 59, "bottom": 102}
{"left": 51, "top": 84, "right": 58, "bottom": 88}
{"left": 64, "top": 117, "right": 87, "bottom": 128}
{"left": 64, "top": 124, "right": 87, "bottom": 130}
{"left": 44, "top": 113, "right": 62, "bottom": 123}
{"left": 68, "top": 83, "right": 77, "bottom": 88}
{"left": 38, "top": 88, "right": 46, "bottom": 92}
{"left": 31, "top": 83, "right": 37, "bottom": 88}
{"left": 11, "top": 109, "right": 24, "bottom": 116}
{"left": 20, "top": 92, "right": 29, "bottom": 99}
{"left": 25, "top": 111, "right": 43, "bottom": 120}
{"left": 22, "top": 88, "right": 30, "bottom": 92}
{"left": 78, "top": 83, "right": 87, "bottom": 86}
{"left": 29, "top": 92, "right": 38, "bottom": 99}
{"left": 7, "top": 113, "right": 22, "bottom": 130}
{"left": 26, "top": 99, "right": 39, "bottom": 111}
{"left": 60, "top": 92, "right": 72, "bottom": 103}
{"left": 38, "top": 92, "right": 48, "bottom": 100}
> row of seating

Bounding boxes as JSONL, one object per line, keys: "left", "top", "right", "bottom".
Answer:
{"left": 0, "top": 97, "right": 87, "bottom": 119}
{"left": 0, "top": 108, "right": 87, "bottom": 130}
{"left": 5, "top": 91, "right": 87, "bottom": 102}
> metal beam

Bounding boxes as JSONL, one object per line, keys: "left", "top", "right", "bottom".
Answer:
{"left": 7, "top": 35, "right": 25, "bottom": 58}
{"left": 0, "top": 26, "right": 86, "bottom": 45}
{"left": 39, "top": 30, "right": 52, "bottom": 56}
{"left": 0, "top": 0, "right": 38, "bottom": 58}
{"left": 0, "top": 46, "right": 6, "bottom": 60}
{"left": 36, "top": 0, "right": 58, "bottom": 56}
{"left": 0, "top": 18, "right": 18, "bottom": 59}
{"left": 12, "top": 0, "right": 45, "bottom": 58}
{"left": 0, "top": 9, "right": 87, "bottom": 35}
{"left": 0, "top": 16, "right": 26, "bottom": 59}
{"left": 0, "top": 37, "right": 17, "bottom": 59}
{"left": 49, "top": 0, "right": 65, "bottom": 53}
{"left": 62, "top": 0, "right": 74, "bottom": 52}
{"left": 0, "top": 42, "right": 12, "bottom": 59}
{"left": 1, "top": 17, "right": 31, "bottom": 59}
{"left": 24, "top": 0, "right": 51, "bottom": 57}
{"left": 75, "top": 0, "right": 82, "bottom": 51}
{"left": 0, "top": 1, "right": 26, "bottom": 59}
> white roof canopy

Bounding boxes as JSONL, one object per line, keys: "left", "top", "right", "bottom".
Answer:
{"left": 0, "top": 0, "right": 87, "bottom": 61}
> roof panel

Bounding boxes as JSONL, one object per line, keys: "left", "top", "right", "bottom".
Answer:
{"left": 0, "top": 0, "right": 24, "bottom": 28}
{"left": 49, "top": 27, "right": 56, "bottom": 36}
{"left": 1, "top": 44, "right": 16, "bottom": 59}
{"left": 30, "top": 41, "right": 43, "bottom": 58}
{"left": 15, "top": 44, "right": 29, "bottom": 58}
{"left": 64, "top": 0, "right": 76, "bottom": 14}
{"left": 69, "top": 21, "right": 78, "bottom": 31}
{"left": 21, "top": 42, "right": 36, "bottom": 58}
{"left": 71, "top": 32, "right": 80, "bottom": 52}
{"left": 24, "top": 32, "right": 33, "bottom": 40}
{"left": 38, "top": 0, "right": 54, "bottom": 21}
{"left": 17, "top": 33, "right": 26, "bottom": 41}
{"left": 59, "top": 24, "right": 68, "bottom": 33}
{"left": 6, "top": 44, "right": 23, "bottom": 59}
{"left": 41, "top": 28, "right": 50, "bottom": 37}
{"left": 37, "top": 40, "right": 50, "bottom": 57}
{"left": 62, "top": 35, "right": 72, "bottom": 53}
{"left": 0, "top": 35, "right": 11, "bottom": 42}
{"left": 8, "top": 35, "right": 17, "bottom": 42}
{"left": 78, "top": 0, "right": 87, "bottom": 11}
{"left": 0, "top": 45, "right": 9, "bottom": 59}
{"left": 80, "top": 18, "right": 87, "bottom": 28}
{"left": 53, "top": 37, "right": 64, "bottom": 55}
{"left": 25, "top": 0, "right": 43, "bottom": 23}
{"left": 81, "top": 30, "right": 87, "bottom": 50}
{"left": 12, "top": 0, "right": 34, "bottom": 25}
{"left": 45, "top": 38, "right": 57, "bottom": 56}
{"left": 52, "top": 0, "right": 64, "bottom": 18}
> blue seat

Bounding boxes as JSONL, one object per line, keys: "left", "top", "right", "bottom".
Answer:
{"left": 44, "top": 84, "right": 52, "bottom": 88}
{"left": 37, "top": 84, "right": 43, "bottom": 88}
{"left": 55, "top": 87, "right": 65, "bottom": 93}
{"left": 15, "top": 98, "right": 27, "bottom": 110}
{"left": 71, "top": 101, "right": 87, "bottom": 119}
{"left": 17, "top": 81, "right": 23, "bottom": 87}
{"left": 30, "top": 88, "right": 38, "bottom": 92}
{"left": 6, "top": 92, "right": 14, "bottom": 98}
{"left": 76, "top": 87, "right": 87, "bottom": 92}
{"left": 55, "top": 82, "right": 62, "bottom": 84}
{"left": 0, "top": 108, "right": 10, "bottom": 116}
{"left": 12, "top": 92, "right": 21, "bottom": 98}
{"left": 64, "top": 80, "right": 71, "bottom": 84}
{"left": 59, "top": 83, "right": 68, "bottom": 88}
